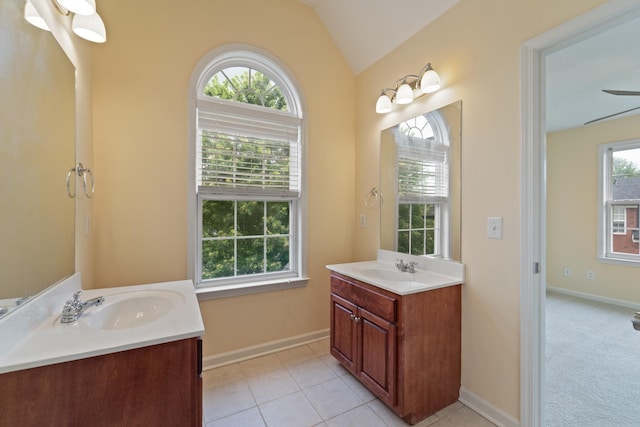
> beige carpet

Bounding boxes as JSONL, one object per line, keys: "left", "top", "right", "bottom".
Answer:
{"left": 545, "top": 291, "right": 640, "bottom": 426}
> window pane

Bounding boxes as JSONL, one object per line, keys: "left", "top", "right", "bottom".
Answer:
{"left": 238, "top": 201, "right": 264, "bottom": 236}
{"left": 267, "top": 202, "right": 289, "bottom": 235}
{"left": 410, "top": 230, "right": 425, "bottom": 255}
{"left": 202, "top": 240, "right": 234, "bottom": 279}
{"left": 202, "top": 200, "right": 234, "bottom": 237}
{"left": 398, "top": 204, "right": 410, "bottom": 229}
{"left": 267, "top": 236, "right": 289, "bottom": 272}
{"left": 412, "top": 204, "right": 425, "bottom": 229}
{"left": 425, "top": 229, "right": 435, "bottom": 255}
{"left": 398, "top": 231, "right": 409, "bottom": 253}
{"left": 237, "top": 238, "right": 264, "bottom": 275}
{"left": 425, "top": 205, "right": 435, "bottom": 228}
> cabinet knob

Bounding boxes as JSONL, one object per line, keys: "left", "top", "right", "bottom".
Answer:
{"left": 354, "top": 316, "right": 361, "bottom": 323}
{"left": 350, "top": 314, "right": 356, "bottom": 321}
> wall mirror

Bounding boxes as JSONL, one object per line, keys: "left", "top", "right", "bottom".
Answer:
{"left": 0, "top": 0, "right": 76, "bottom": 316}
{"left": 380, "top": 100, "right": 461, "bottom": 261}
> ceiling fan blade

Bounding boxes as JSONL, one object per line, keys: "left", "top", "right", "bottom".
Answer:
{"left": 584, "top": 105, "right": 640, "bottom": 125}
{"left": 602, "top": 89, "right": 640, "bottom": 96}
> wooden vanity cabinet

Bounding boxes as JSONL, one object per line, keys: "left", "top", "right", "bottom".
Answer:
{"left": 330, "top": 272, "right": 461, "bottom": 425}
{"left": 0, "top": 337, "right": 202, "bottom": 427}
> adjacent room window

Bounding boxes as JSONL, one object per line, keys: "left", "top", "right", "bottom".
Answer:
{"left": 189, "top": 48, "right": 306, "bottom": 295}
{"left": 395, "top": 115, "right": 448, "bottom": 256}
{"left": 598, "top": 140, "right": 640, "bottom": 263}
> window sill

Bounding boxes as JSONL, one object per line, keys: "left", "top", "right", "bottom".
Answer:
{"left": 195, "top": 277, "right": 309, "bottom": 300}
{"left": 599, "top": 256, "right": 640, "bottom": 267}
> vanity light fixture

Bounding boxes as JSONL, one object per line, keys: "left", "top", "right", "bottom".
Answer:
{"left": 375, "top": 63, "right": 441, "bottom": 114}
{"left": 24, "top": 0, "right": 107, "bottom": 43}
{"left": 24, "top": 1, "right": 51, "bottom": 31}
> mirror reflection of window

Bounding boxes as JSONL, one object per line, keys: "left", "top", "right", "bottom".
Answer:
{"left": 394, "top": 113, "right": 449, "bottom": 257}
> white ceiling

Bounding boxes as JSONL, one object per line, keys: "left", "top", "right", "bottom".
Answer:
{"left": 296, "top": 0, "right": 459, "bottom": 75}
{"left": 546, "top": 15, "right": 640, "bottom": 132}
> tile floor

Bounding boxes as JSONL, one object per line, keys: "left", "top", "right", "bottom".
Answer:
{"left": 202, "top": 338, "right": 495, "bottom": 427}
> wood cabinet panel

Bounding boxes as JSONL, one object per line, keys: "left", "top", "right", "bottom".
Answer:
{"left": 330, "top": 272, "right": 461, "bottom": 425}
{"left": 330, "top": 293, "right": 357, "bottom": 372}
{"left": 0, "top": 338, "right": 202, "bottom": 427}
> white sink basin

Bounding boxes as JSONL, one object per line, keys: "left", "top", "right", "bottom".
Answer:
{"left": 84, "top": 290, "right": 185, "bottom": 331}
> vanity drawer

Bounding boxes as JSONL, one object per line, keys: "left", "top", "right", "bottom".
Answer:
{"left": 331, "top": 274, "right": 397, "bottom": 323}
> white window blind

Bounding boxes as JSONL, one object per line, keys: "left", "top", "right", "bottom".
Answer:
{"left": 396, "top": 134, "right": 449, "bottom": 203}
{"left": 196, "top": 97, "right": 300, "bottom": 198}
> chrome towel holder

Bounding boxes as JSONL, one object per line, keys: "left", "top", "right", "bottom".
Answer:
{"left": 66, "top": 162, "right": 94, "bottom": 199}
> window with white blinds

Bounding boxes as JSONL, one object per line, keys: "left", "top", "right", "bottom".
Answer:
{"left": 396, "top": 133, "right": 449, "bottom": 203}
{"left": 196, "top": 97, "right": 301, "bottom": 197}
{"left": 189, "top": 48, "right": 306, "bottom": 295}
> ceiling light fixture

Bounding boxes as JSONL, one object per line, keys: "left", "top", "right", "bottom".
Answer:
{"left": 375, "top": 63, "right": 441, "bottom": 114}
{"left": 24, "top": 0, "right": 107, "bottom": 44}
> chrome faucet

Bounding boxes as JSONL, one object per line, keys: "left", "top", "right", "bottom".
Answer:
{"left": 61, "top": 291, "right": 104, "bottom": 323}
{"left": 395, "top": 259, "right": 417, "bottom": 273}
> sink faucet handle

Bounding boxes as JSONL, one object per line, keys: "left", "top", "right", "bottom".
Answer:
{"left": 72, "top": 290, "right": 83, "bottom": 302}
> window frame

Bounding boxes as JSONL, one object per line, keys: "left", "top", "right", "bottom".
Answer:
{"left": 188, "top": 45, "right": 308, "bottom": 299}
{"left": 597, "top": 139, "right": 640, "bottom": 265}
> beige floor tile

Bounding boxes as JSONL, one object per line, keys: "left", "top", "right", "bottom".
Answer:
{"left": 203, "top": 362, "right": 244, "bottom": 389}
{"left": 287, "top": 357, "right": 338, "bottom": 389}
{"left": 259, "top": 390, "right": 323, "bottom": 427}
{"left": 308, "top": 338, "right": 330, "bottom": 356}
{"left": 246, "top": 368, "right": 300, "bottom": 404}
{"left": 276, "top": 344, "right": 317, "bottom": 365}
{"left": 325, "top": 404, "right": 388, "bottom": 427}
{"left": 431, "top": 407, "right": 496, "bottom": 427}
{"left": 367, "top": 399, "right": 412, "bottom": 427}
{"left": 240, "top": 354, "right": 284, "bottom": 377}
{"left": 207, "top": 406, "right": 265, "bottom": 427}
{"left": 203, "top": 379, "right": 256, "bottom": 422}
{"left": 338, "top": 372, "right": 377, "bottom": 403}
{"left": 319, "top": 353, "right": 349, "bottom": 377}
{"left": 303, "top": 377, "right": 364, "bottom": 420}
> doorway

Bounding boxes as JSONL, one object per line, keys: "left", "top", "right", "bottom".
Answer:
{"left": 521, "top": 1, "right": 640, "bottom": 425}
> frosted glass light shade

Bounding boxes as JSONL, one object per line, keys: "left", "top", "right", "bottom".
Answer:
{"left": 24, "top": 1, "right": 50, "bottom": 31}
{"left": 420, "top": 68, "right": 441, "bottom": 93}
{"left": 57, "top": 0, "right": 96, "bottom": 16}
{"left": 72, "top": 12, "right": 106, "bottom": 43}
{"left": 395, "top": 83, "right": 414, "bottom": 104}
{"left": 376, "top": 94, "right": 392, "bottom": 114}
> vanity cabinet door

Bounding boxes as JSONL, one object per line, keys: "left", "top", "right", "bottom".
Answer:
{"left": 357, "top": 306, "right": 396, "bottom": 406}
{"left": 330, "top": 293, "right": 358, "bottom": 373}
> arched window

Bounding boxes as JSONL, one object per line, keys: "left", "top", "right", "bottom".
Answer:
{"left": 395, "top": 111, "right": 449, "bottom": 257}
{"left": 188, "top": 46, "right": 306, "bottom": 296}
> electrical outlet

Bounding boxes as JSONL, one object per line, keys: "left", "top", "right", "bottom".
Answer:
{"left": 360, "top": 214, "right": 367, "bottom": 228}
{"left": 587, "top": 270, "right": 595, "bottom": 280}
{"left": 563, "top": 268, "right": 572, "bottom": 277}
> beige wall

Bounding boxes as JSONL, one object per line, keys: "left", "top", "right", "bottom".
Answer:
{"left": 90, "top": 0, "right": 355, "bottom": 357}
{"left": 547, "top": 115, "right": 640, "bottom": 304}
{"left": 354, "top": 0, "right": 607, "bottom": 419}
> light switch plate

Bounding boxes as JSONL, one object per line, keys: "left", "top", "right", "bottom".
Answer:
{"left": 487, "top": 217, "right": 503, "bottom": 239}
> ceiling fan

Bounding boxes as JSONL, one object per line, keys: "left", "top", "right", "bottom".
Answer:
{"left": 585, "top": 89, "right": 640, "bottom": 125}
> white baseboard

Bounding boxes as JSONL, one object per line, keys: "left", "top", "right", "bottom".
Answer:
{"left": 547, "top": 286, "right": 640, "bottom": 311}
{"left": 459, "top": 387, "right": 520, "bottom": 427}
{"left": 202, "top": 329, "right": 330, "bottom": 370}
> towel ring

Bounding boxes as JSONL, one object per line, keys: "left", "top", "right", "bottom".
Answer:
{"left": 66, "top": 163, "right": 95, "bottom": 199}
{"left": 364, "top": 187, "right": 383, "bottom": 209}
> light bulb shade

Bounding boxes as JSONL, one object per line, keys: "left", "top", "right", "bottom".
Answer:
{"left": 24, "top": 1, "right": 50, "bottom": 31}
{"left": 72, "top": 12, "right": 106, "bottom": 43}
{"left": 395, "top": 83, "right": 414, "bottom": 104}
{"left": 420, "top": 68, "right": 441, "bottom": 93}
{"left": 376, "top": 94, "right": 392, "bottom": 114}
{"left": 57, "top": 0, "right": 96, "bottom": 16}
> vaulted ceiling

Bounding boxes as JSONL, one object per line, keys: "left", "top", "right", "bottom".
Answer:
{"left": 297, "top": 1, "right": 640, "bottom": 132}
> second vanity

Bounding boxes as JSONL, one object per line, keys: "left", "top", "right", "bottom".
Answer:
{"left": 327, "top": 250, "right": 464, "bottom": 425}
{"left": 0, "top": 273, "right": 205, "bottom": 427}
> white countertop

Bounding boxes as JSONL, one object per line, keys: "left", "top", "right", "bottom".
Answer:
{"left": 326, "top": 249, "right": 464, "bottom": 295}
{"left": 0, "top": 275, "right": 204, "bottom": 374}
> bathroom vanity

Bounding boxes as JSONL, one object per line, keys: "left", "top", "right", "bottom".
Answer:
{"left": 327, "top": 251, "right": 463, "bottom": 425}
{"left": 0, "top": 274, "right": 205, "bottom": 427}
